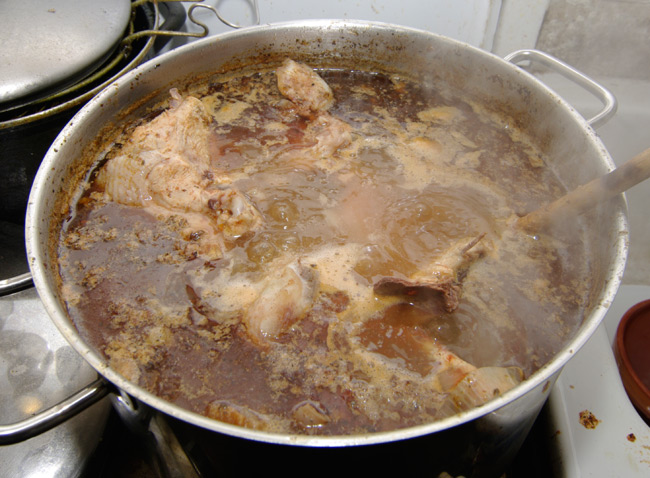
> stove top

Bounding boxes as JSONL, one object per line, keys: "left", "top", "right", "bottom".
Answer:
{"left": 545, "top": 285, "right": 650, "bottom": 476}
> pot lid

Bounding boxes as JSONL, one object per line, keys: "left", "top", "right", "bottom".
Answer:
{"left": 0, "top": 0, "right": 131, "bottom": 105}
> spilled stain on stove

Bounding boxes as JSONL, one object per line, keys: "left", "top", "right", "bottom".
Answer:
{"left": 578, "top": 409, "right": 601, "bottom": 429}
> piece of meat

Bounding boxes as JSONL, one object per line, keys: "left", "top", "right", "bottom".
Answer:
{"left": 206, "top": 186, "right": 264, "bottom": 238}
{"left": 373, "top": 234, "right": 489, "bottom": 312}
{"left": 277, "top": 113, "right": 352, "bottom": 172}
{"left": 276, "top": 59, "right": 334, "bottom": 117}
{"left": 141, "top": 154, "right": 211, "bottom": 213}
{"left": 120, "top": 88, "right": 212, "bottom": 171}
{"left": 97, "top": 88, "right": 212, "bottom": 210}
{"left": 96, "top": 90, "right": 263, "bottom": 250}
{"left": 304, "top": 113, "right": 352, "bottom": 160}
{"left": 292, "top": 401, "right": 331, "bottom": 429}
{"left": 445, "top": 366, "right": 523, "bottom": 411}
{"left": 275, "top": 60, "right": 352, "bottom": 171}
{"left": 206, "top": 401, "right": 271, "bottom": 431}
{"left": 356, "top": 305, "right": 522, "bottom": 412}
{"left": 357, "top": 305, "right": 476, "bottom": 382}
{"left": 243, "top": 260, "right": 319, "bottom": 345}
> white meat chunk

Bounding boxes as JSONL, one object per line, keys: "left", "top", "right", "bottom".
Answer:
{"left": 304, "top": 113, "right": 352, "bottom": 159}
{"left": 206, "top": 187, "right": 264, "bottom": 239}
{"left": 206, "top": 401, "right": 271, "bottom": 431}
{"left": 445, "top": 366, "right": 523, "bottom": 411}
{"left": 275, "top": 60, "right": 352, "bottom": 171}
{"left": 291, "top": 401, "right": 331, "bottom": 429}
{"left": 278, "top": 113, "right": 352, "bottom": 172}
{"left": 243, "top": 260, "right": 319, "bottom": 345}
{"left": 143, "top": 154, "right": 211, "bottom": 213}
{"left": 120, "top": 89, "right": 211, "bottom": 172}
{"left": 96, "top": 90, "right": 263, "bottom": 249}
{"left": 417, "top": 337, "right": 522, "bottom": 404}
{"left": 355, "top": 307, "right": 522, "bottom": 413}
{"left": 276, "top": 59, "right": 334, "bottom": 117}
{"left": 357, "top": 306, "right": 476, "bottom": 385}
{"left": 98, "top": 88, "right": 212, "bottom": 209}
{"left": 419, "top": 335, "right": 480, "bottom": 392}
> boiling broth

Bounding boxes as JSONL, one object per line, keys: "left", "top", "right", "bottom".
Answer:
{"left": 57, "top": 66, "right": 590, "bottom": 435}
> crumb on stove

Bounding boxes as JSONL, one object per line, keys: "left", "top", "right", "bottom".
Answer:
{"left": 579, "top": 409, "right": 600, "bottom": 429}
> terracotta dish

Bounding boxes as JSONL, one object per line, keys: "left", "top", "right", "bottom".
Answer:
{"left": 615, "top": 299, "right": 650, "bottom": 423}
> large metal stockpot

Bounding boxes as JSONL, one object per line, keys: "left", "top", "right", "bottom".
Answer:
{"left": 20, "top": 20, "right": 626, "bottom": 476}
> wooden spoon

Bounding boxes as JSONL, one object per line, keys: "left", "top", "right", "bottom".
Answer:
{"left": 517, "top": 147, "right": 650, "bottom": 232}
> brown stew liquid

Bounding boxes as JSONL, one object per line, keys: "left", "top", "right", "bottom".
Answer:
{"left": 58, "top": 67, "right": 591, "bottom": 435}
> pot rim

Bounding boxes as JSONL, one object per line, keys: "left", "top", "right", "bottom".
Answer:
{"left": 25, "top": 19, "right": 628, "bottom": 447}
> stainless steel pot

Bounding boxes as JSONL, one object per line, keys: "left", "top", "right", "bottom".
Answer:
{"left": 8, "top": 20, "right": 627, "bottom": 476}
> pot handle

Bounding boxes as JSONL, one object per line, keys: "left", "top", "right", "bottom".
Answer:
{"left": 188, "top": 0, "right": 260, "bottom": 30}
{"left": 504, "top": 49, "right": 617, "bottom": 128}
{"left": 111, "top": 391, "right": 200, "bottom": 477}
{"left": 0, "top": 272, "right": 33, "bottom": 295}
{"left": 125, "top": 0, "right": 260, "bottom": 45}
{"left": 0, "top": 377, "right": 111, "bottom": 445}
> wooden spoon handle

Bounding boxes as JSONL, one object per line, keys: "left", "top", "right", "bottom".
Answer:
{"left": 517, "top": 147, "right": 650, "bottom": 232}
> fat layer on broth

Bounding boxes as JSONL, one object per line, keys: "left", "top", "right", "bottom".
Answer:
{"left": 57, "top": 63, "right": 590, "bottom": 435}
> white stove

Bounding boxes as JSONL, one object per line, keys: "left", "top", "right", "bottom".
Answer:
{"left": 548, "top": 285, "right": 650, "bottom": 477}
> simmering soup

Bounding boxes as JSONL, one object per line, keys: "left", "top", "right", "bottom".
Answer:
{"left": 57, "top": 60, "right": 590, "bottom": 435}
